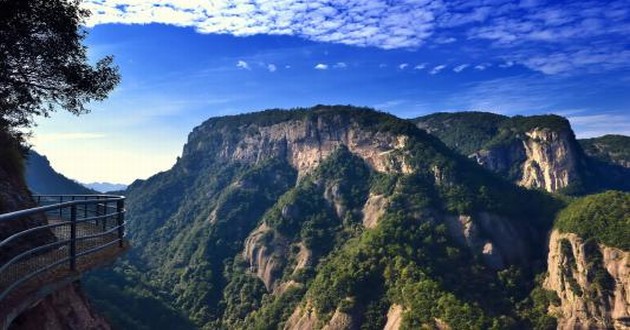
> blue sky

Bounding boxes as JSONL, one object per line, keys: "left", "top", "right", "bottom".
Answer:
{"left": 31, "top": 0, "right": 630, "bottom": 184}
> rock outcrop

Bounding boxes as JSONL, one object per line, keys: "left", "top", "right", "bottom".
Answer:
{"left": 442, "top": 212, "right": 533, "bottom": 270}
{"left": 243, "top": 223, "right": 288, "bottom": 291}
{"left": 8, "top": 282, "right": 110, "bottom": 330}
{"left": 383, "top": 304, "right": 403, "bottom": 330}
{"left": 518, "top": 129, "right": 579, "bottom": 192}
{"left": 544, "top": 230, "right": 630, "bottom": 329}
{"left": 184, "top": 114, "right": 413, "bottom": 178}
{"left": 473, "top": 128, "right": 580, "bottom": 193}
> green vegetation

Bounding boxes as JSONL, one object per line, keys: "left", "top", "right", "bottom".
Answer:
{"left": 85, "top": 106, "right": 566, "bottom": 329}
{"left": 555, "top": 191, "right": 630, "bottom": 250}
{"left": 579, "top": 135, "right": 630, "bottom": 167}
{"left": 1, "top": 0, "right": 120, "bottom": 134}
{"left": 413, "top": 112, "right": 508, "bottom": 155}
{"left": 413, "top": 111, "right": 630, "bottom": 195}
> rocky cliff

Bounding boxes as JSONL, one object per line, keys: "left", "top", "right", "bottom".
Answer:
{"left": 415, "top": 112, "right": 630, "bottom": 194}
{"left": 472, "top": 127, "right": 580, "bottom": 193}
{"left": 9, "top": 283, "right": 110, "bottom": 330}
{"left": 544, "top": 191, "right": 630, "bottom": 330}
{"left": 88, "top": 106, "right": 567, "bottom": 329}
{"left": 544, "top": 230, "right": 629, "bottom": 329}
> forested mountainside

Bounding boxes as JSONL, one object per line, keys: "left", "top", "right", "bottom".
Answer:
{"left": 413, "top": 112, "right": 630, "bottom": 194}
{"left": 25, "top": 150, "right": 96, "bottom": 195}
{"left": 545, "top": 191, "right": 629, "bottom": 329}
{"left": 579, "top": 135, "right": 630, "bottom": 168}
{"left": 85, "top": 105, "right": 579, "bottom": 329}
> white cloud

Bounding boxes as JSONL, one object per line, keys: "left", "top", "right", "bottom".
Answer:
{"left": 81, "top": 0, "right": 630, "bottom": 74}
{"left": 82, "top": 0, "right": 439, "bottom": 49}
{"left": 453, "top": 64, "right": 469, "bottom": 72}
{"left": 333, "top": 62, "right": 347, "bottom": 69}
{"left": 414, "top": 63, "right": 427, "bottom": 70}
{"left": 399, "top": 63, "right": 409, "bottom": 69}
{"left": 314, "top": 63, "right": 328, "bottom": 70}
{"left": 567, "top": 113, "right": 630, "bottom": 138}
{"left": 430, "top": 65, "right": 447, "bottom": 74}
{"left": 267, "top": 63, "right": 277, "bottom": 72}
{"left": 236, "top": 60, "right": 250, "bottom": 70}
{"left": 474, "top": 64, "right": 489, "bottom": 71}
{"left": 435, "top": 37, "right": 457, "bottom": 44}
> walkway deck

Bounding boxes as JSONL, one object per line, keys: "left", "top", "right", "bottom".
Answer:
{"left": 0, "top": 195, "right": 128, "bottom": 329}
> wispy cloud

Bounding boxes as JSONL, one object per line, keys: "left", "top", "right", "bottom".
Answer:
{"left": 453, "top": 64, "right": 469, "bottom": 73}
{"left": 82, "top": 0, "right": 629, "bottom": 75}
{"left": 236, "top": 60, "right": 250, "bottom": 70}
{"left": 567, "top": 113, "right": 630, "bottom": 138}
{"left": 414, "top": 63, "right": 427, "bottom": 70}
{"left": 430, "top": 65, "right": 447, "bottom": 75}
{"left": 314, "top": 63, "right": 328, "bottom": 70}
{"left": 333, "top": 62, "right": 347, "bottom": 69}
{"left": 267, "top": 63, "right": 277, "bottom": 72}
{"left": 474, "top": 63, "right": 490, "bottom": 71}
{"left": 399, "top": 63, "right": 409, "bottom": 70}
{"left": 33, "top": 133, "right": 106, "bottom": 143}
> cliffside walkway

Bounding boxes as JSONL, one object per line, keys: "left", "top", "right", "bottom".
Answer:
{"left": 0, "top": 195, "right": 128, "bottom": 328}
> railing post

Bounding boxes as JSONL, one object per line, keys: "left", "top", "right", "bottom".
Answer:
{"left": 102, "top": 201, "right": 108, "bottom": 231}
{"left": 116, "top": 200, "right": 124, "bottom": 248}
{"left": 69, "top": 204, "right": 77, "bottom": 270}
{"left": 59, "top": 196, "right": 63, "bottom": 218}
{"left": 84, "top": 196, "right": 88, "bottom": 219}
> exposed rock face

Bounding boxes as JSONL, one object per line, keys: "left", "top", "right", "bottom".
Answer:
{"left": 185, "top": 115, "right": 413, "bottom": 178}
{"left": 243, "top": 223, "right": 288, "bottom": 291}
{"left": 544, "top": 230, "right": 630, "bottom": 329}
{"left": 518, "top": 129, "right": 579, "bottom": 192}
{"left": 473, "top": 128, "right": 579, "bottom": 193}
{"left": 284, "top": 304, "right": 318, "bottom": 330}
{"left": 362, "top": 193, "right": 388, "bottom": 229}
{"left": 383, "top": 304, "right": 403, "bottom": 330}
{"left": 442, "top": 212, "right": 532, "bottom": 270}
{"left": 8, "top": 282, "right": 110, "bottom": 330}
{"left": 283, "top": 303, "right": 357, "bottom": 330}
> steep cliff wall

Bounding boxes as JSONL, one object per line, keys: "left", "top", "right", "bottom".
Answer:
{"left": 184, "top": 111, "right": 413, "bottom": 177}
{"left": 544, "top": 230, "right": 629, "bottom": 329}
{"left": 9, "top": 282, "right": 110, "bottom": 330}
{"left": 473, "top": 127, "right": 580, "bottom": 193}
{"left": 103, "top": 107, "right": 563, "bottom": 329}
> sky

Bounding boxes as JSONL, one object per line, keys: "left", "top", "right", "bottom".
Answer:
{"left": 30, "top": 0, "right": 630, "bottom": 184}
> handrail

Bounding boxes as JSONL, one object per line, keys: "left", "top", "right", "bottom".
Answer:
{"left": 0, "top": 194, "right": 126, "bottom": 303}
{"left": 0, "top": 195, "right": 124, "bottom": 222}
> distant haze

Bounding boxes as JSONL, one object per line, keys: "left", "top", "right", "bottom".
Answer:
{"left": 83, "top": 182, "right": 128, "bottom": 193}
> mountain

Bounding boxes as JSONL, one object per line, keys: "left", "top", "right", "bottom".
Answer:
{"left": 544, "top": 191, "right": 629, "bottom": 329}
{"left": 25, "top": 150, "right": 97, "bottom": 195}
{"left": 83, "top": 182, "right": 128, "bottom": 193}
{"left": 413, "top": 112, "right": 630, "bottom": 194}
{"left": 579, "top": 135, "right": 630, "bottom": 168}
{"left": 85, "top": 106, "right": 582, "bottom": 329}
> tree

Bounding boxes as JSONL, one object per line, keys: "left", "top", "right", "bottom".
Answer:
{"left": 0, "top": 0, "right": 120, "bottom": 136}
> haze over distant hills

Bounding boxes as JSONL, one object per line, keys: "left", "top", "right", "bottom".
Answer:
{"left": 82, "top": 182, "right": 128, "bottom": 193}
{"left": 25, "top": 150, "right": 96, "bottom": 195}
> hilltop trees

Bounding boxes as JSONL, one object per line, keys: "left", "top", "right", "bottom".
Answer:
{"left": 0, "top": 0, "right": 119, "bottom": 140}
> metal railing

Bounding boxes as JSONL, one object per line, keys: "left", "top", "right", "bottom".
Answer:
{"left": 0, "top": 194, "right": 126, "bottom": 302}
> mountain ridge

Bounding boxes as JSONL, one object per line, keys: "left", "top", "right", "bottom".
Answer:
{"left": 85, "top": 105, "right": 575, "bottom": 329}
